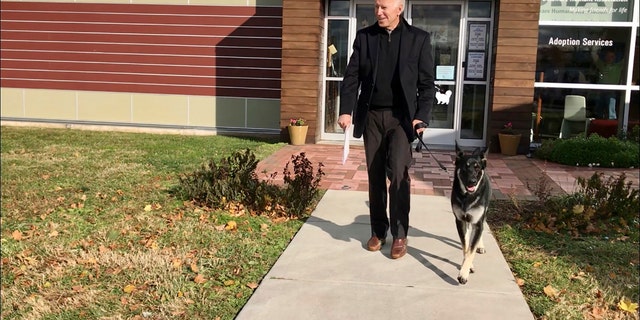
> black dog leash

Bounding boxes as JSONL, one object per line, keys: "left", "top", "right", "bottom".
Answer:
{"left": 414, "top": 122, "right": 448, "bottom": 171}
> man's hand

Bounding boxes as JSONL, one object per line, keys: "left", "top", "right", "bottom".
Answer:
{"left": 413, "top": 119, "right": 427, "bottom": 135}
{"left": 338, "top": 114, "right": 352, "bottom": 130}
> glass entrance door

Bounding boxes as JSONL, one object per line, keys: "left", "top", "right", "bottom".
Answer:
{"left": 322, "top": 0, "right": 493, "bottom": 147}
{"left": 409, "top": 2, "right": 463, "bottom": 145}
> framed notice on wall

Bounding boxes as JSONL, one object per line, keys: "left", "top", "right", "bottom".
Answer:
{"left": 466, "top": 52, "right": 485, "bottom": 79}
{"left": 465, "top": 21, "right": 489, "bottom": 81}
{"left": 468, "top": 24, "right": 487, "bottom": 51}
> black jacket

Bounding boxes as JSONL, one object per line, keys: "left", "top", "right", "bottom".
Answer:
{"left": 339, "top": 17, "right": 435, "bottom": 142}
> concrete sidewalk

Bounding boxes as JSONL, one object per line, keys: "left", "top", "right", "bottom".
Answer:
{"left": 236, "top": 190, "right": 534, "bottom": 319}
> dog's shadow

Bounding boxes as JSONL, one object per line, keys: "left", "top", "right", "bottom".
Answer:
{"left": 307, "top": 204, "right": 462, "bottom": 286}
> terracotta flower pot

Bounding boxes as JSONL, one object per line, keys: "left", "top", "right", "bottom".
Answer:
{"left": 288, "top": 125, "right": 308, "bottom": 145}
{"left": 498, "top": 133, "right": 521, "bottom": 156}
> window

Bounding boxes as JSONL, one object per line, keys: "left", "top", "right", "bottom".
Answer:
{"left": 534, "top": 0, "right": 638, "bottom": 139}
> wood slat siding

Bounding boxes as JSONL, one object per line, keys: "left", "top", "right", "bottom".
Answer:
{"left": 279, "top": 0, "right": 323, "bottom": 143}
{"left": 490, "top": 0, "right": 540, "bottom": 152}
{"left": 0, "top": 2, "right": 282, "bottom": 99}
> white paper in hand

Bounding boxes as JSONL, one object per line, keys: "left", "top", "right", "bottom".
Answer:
{"left": 342, "top": 125, "right": 352, "bottom": 165}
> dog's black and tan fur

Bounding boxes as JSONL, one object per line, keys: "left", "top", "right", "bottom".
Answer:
{"left": 451, "top": 142, "right": 491, "bottom": 285}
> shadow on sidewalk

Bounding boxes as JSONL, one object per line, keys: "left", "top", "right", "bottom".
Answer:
{"left": 306, "top": 213, "right": 463, "bottom": 286}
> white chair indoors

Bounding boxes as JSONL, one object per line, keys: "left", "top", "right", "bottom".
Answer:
{"left": 559, "top": 95, "right": 592, "bottom": 139}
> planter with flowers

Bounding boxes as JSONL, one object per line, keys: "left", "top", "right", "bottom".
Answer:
{"left": 498, "top": 122, "right": 521, "bottom": 156}
{"left": 288, "top": 117, "right": 308, "bottom": 145}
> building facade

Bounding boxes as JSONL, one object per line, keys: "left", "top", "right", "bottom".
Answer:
{"left": 2, "top": 0, "right": 638, "bottom": 153}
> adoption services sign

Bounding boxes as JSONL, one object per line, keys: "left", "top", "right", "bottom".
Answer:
{"left": 540, "top": 0, "right": 631, "bottom": 22}
{"left": 547, "top": 37, "right": 613, "bottom": 47}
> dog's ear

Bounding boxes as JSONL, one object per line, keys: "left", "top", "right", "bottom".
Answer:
{"left": 455, "top": 141, "right": 464, "bottom": 159}
{"left": 480, "top": 146, "right": 489, "bottom": 169}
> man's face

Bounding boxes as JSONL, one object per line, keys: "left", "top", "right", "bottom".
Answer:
{"left": 604, "top": 51, "right": 616, "bottom": 64}
{"left": 375, "top": 0, "right": 403, "bottom": 29}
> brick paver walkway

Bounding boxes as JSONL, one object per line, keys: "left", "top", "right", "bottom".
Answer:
{"left": 256, "top": 144, "right": 639, "bottom": 201}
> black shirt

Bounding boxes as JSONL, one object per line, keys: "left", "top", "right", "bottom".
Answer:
{"left": 370, "top": 22, "right": 404, "bottom": 109}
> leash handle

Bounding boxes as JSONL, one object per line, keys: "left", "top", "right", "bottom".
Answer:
{"left": 413, "top": 122, "right": 447, "bottom": 172}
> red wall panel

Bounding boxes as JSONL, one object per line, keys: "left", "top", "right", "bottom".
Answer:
{"left": 0, "top": 2, "right": 282, "bottom": 99}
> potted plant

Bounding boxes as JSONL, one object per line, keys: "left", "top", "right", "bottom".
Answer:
{"left": 288, "top": 117, "right": 308, "bottom": 145}
{"left": 498, "top": 122, "right": 521, "bottom": 156}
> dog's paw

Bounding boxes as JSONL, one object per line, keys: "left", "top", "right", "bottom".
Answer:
{"left": 457, "top": 275, "right": 468, "bottom": 285}
{"left": 476, "top": 247, "right": 486, "bottom": 254}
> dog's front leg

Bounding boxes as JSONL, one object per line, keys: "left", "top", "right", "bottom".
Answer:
{"left": 475, "top": 235, "right": 485, "bottom": 254}
{"left": 458, "top": 250, "right": 476, "bottom": 284}
{"left": 457, "top": 221, "right": 474, "bottom": 284}
{"left": 458, "top": 223, "right": 485, "bottom": 284}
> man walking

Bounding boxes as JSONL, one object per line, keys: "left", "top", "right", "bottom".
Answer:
{"left": 337, "top": 0, "right": 435, "bottom": 259}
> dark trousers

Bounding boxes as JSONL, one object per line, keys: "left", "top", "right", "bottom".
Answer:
{"left": 363, "top": 109, "right": 412, "bottom": 239}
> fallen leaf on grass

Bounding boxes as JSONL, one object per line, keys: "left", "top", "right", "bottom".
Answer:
{"left": 223, "top": 280, "right": 235, "bottom": 286}
{"left": 225, "top": 221, "right": 237, "bottom": 231}
{"left": 595, "top": 289, "right": 603, "bottom": 299}
{"left": 516, "top": 278, "right": 525, "bottom": 286}
{"left": 590, "top": 306, "right": 606, "bottom": 318}
{"left": 194, "top": 274, "right": 207, "bottom": 284}
{"left": 543, "top": 285, "right": 558, "bottom": 298}
{"left": 123, "top": 284, "right": 136, "bottom": 293}
{"left": 572, "top": 204, "right": 584, "bottom": 214}
{"left": 616, "top": 235, "right": 629, "bottom": 242}
{"left": 570, "top": 271, "right": 586, "bottom": 281}
{"left": 533, "top": 261, "right": 542, "bottom": 268}
{"left": 12, "top": 230, "right": 23, "bottom": 241}
{"left": 171, "top": 258, "right": 182, "bottom": 269}
{"left": 144, "top": 205, "right": 152, "bottom": 212}
{"left": 618, "top": 297, "right": 638, "bottom": 313}
{"left": 246, "top": 282, "right": 259, "bottom": 289}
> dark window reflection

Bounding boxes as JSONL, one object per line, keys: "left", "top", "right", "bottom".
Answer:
{"left": 536, "top": 26, "right": 630, "bottom": 85}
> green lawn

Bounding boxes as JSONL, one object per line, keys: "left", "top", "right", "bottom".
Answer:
{"left": 2, "top": 126, "right": 637, "bottom": 320}
{"left": 1, "top": 126, "right": 298, "bottom": 319}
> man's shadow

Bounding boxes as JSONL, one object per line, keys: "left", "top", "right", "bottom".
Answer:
{"left": 306, "top": 201, "right": 462, "bottom": 285}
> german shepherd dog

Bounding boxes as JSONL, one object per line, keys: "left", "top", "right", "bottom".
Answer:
{"left": 451, "top": 142, "right": 491, "bottom": 285}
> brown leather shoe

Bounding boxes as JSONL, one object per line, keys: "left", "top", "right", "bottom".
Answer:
{"left": 390, "top": 238, "right": 408, "bottom": 259}
{"left": 366, "top": 236, "right": 386, "bottom": 251}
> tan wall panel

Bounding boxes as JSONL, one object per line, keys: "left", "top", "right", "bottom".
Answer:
{"left": 24, "top": 89, "right": 76, "bottom": 120}
{"left": 77, "top": 91, "right": 131, "bottom": 123}
{"left": 132, "top": 94, "right": 188, "bottom": 125}
{"left": 493, "top": 70, "right": 534, "bottom": 80}
{"left": 246, "top": 99, "right": 280, "bottom": 129}
{"left": 188, "top": 96, "right": 216, "bottom": 127}
{"left": 215, "top": 97, "right": 245, "bottom": 127}
{"left": 0, "top": 88, "right": 24, "bottom": 118}
{"left": 130, "top": 0, "right": 189, "bottom": 4}
{"left": 73, "top": 0, "right": 129, "bottom": 3}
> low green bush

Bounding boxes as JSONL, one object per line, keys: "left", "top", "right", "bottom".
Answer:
{"left": 535, "top": 133, "right": 639, "bottom": 168}
{"left": 176, "top": 149, "right": 324, "bottom": 219}
{"left": 527, "top": 172, "right": 639, "bottom": 236}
